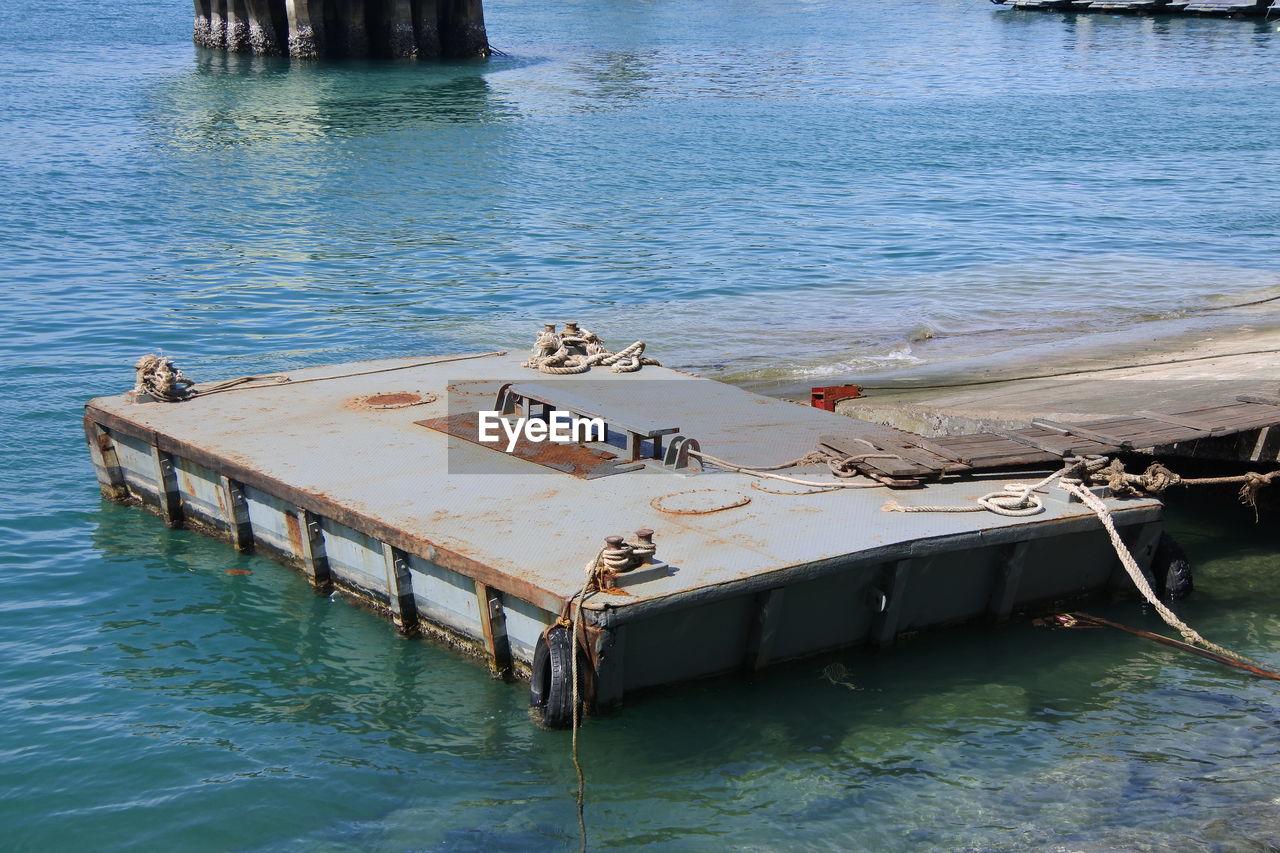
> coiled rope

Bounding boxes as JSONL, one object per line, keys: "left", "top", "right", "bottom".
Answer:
{"left": 522, "top": 324, "right": 660, "bottom": 375}
{"left": 133, "top": 354, "right": 195, "bottom": 402}
{"left": 882, "top": 457, "right": 1105, "bottom": 516}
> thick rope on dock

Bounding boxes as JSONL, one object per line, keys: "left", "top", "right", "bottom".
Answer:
{"left": 522, "top": 324, "right": 660, "bottom": 375}
{"left": 688, "top": 448, "right": 888, "bottom": 489}
{"left": 1058, "top": 478, "right": 1266, "bottom": 668}
{"left": 133, "top": 354, "right": 195, "bottom": 402}
{"left": 1093, "top": 459, "right": 1278, "bottom": 517}
{"left": 884, "top": 456, "right": 1265, "bottom": 667}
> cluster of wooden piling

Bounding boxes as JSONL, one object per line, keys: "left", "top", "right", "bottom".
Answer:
{"left": 192, "top": 0, "right": 488, "bottom": 60}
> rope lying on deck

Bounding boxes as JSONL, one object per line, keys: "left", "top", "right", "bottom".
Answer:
{"left": 129, "top": 351, "right": 509, "bottom": 401}
{"left": 687, "top": 448, "right": 889, "bottom": 489}
{"left": 881, "top": 457, "right": 1278, "bottom": 518}
{"left": 522, "top": 323, "right": 660, "bottom": 375}
{"left": 882, "top": 457, "right": 1107, "bottom": 517}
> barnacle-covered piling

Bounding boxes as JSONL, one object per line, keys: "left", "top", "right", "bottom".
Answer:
{"left": 191, "top": 0, "right": 488, "bottom": 59}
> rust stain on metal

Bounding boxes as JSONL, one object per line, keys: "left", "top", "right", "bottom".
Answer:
{"left": 652, "top": 489, "right": 752, "bottom": 515}
{"left": 446, "top": 380, "right": 505, "bottom": 398}
{"left": 417, "top": 411, "right": 640, "bottom": 479}
{"left": 84, "top": 406, "right": 570, "bottom": 613}
{"left": 749, "top": 479, "right": 840, "bottom": 496}
{"left": 285, "top": 511, "right": 304, "bottom": 556}
{"left": 350, "top": 391, "right": 436, "bottom": 410}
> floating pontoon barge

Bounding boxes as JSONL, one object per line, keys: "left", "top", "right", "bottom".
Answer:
{"left": 86, "top": 351, "right": 1170, "bottom": 718}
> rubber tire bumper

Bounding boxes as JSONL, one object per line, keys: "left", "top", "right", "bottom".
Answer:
{"left": 530, "top": 624, "right": 577, "bottom": 729}
{"left": 1152, "top": 532, "right": 1194, "bottom": 602}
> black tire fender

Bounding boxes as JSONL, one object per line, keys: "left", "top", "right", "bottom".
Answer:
{"left": 1152, "top": 532, "right": 1194, "bottom": 602}
{"left": 530, "top": 624, "right": 577, "bottom": 729}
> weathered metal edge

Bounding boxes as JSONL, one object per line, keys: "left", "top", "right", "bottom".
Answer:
{"left": 85, "top": 402, "right": 569, "bottom": 615}
{"left": 588, "top": 503, "right": 1163, "bottom": 626}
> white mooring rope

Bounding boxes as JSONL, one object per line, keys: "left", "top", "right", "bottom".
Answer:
{"left": 883, "top": 458, "right": 1264, "bottom": 668}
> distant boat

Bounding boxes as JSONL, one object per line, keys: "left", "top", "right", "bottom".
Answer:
{"left": 991, "top": 0, "right": 1273, "bottom": 13}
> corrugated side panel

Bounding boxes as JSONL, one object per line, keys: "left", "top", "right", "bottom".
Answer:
{"left": 767, "top": 569, "right": 879, "bottom": 663}
{"left": 1008, "top": 532, "right": 1119, "bottom": 604}
{"left": 895, "top": 546, "right": 1002, "bottom": 632}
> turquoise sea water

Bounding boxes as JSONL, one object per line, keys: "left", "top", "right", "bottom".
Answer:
{"left": 2, "top": 0, "right": 1279, "bottom": 849}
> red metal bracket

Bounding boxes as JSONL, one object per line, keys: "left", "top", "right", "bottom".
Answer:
{"left": 810, "top": 384, "right": 862, "bottom": 412}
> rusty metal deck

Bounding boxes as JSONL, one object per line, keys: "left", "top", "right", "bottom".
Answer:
{"left": 84, "top": 353, "right": 1160, "bottom": 611}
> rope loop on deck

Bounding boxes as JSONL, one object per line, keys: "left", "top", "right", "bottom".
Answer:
{"left": 883, "top": 458, "right": 1099, "bottom": 516}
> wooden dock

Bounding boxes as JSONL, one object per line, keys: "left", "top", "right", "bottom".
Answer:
{"left": 830, "top": 395, "right": 1280, "bottom": 487}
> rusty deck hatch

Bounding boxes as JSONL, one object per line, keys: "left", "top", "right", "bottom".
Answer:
{"left": 417, "top": 411, "right": 646, "bottom": 479}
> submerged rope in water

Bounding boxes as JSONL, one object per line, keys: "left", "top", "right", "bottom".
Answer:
{"left": 1059, "top": 479, "right": 1266, "bottom": 668}
{"left": 883, "top": 456, "right": 1264, "bottom": 667}
{"left": 566, "top": 550, "right": 606, "bottom": 853}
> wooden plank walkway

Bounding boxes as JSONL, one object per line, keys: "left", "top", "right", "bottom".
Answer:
{"left": 832, "top": 396, "right": 1280, "bottom": 486}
